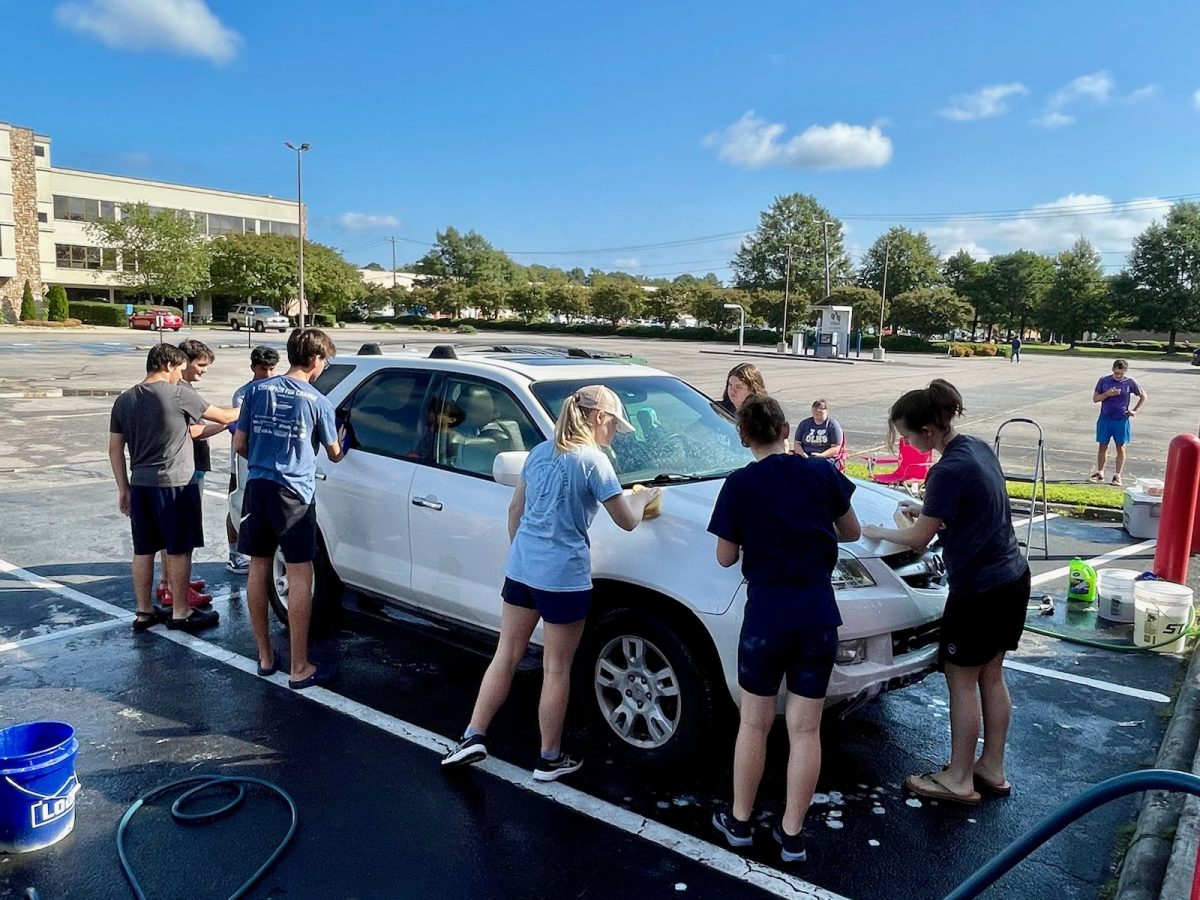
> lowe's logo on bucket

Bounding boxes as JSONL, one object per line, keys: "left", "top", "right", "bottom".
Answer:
{"left": 27, "top": 777, "right": 79, "bottom": 829}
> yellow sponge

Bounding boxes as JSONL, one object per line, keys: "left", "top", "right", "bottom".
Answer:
{"left": 632, "top": 483, "right": 663, "bottom": 519}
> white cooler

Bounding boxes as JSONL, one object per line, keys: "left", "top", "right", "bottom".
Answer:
{"left": 1123, "top": 488, "right": 1162, "bottom": 539}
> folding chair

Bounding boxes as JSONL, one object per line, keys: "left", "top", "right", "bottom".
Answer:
{"left": 867, "top": 439, "right": 934, "bottom": 495}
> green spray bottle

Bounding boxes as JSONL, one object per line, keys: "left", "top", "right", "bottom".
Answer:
{"left": 1068, "top": 558, "right": 1097, "bottom": 604}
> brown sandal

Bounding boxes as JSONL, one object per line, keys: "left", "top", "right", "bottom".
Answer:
{"left": 905, "top": 772, "right": 982, "bottom": 806}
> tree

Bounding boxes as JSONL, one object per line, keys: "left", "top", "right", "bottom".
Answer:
{"left": 731, "top": 194, "right": 851, "bottom": 306}
{"left": 1039, "top": 238, "right": 1110, "bottom": 347}
{"left": 984, "top": 250, "right": 1054, "bottom": 336}
{"left": 426, "top": 281, "right": 468, "bottom": 318}
{"left": 942, "top": 250, "right": 995, "bottom": 338}
{"left": 545, "top": 283, "right": 590, "bottom": 320}
{"left": 822, "top": 286, "right": 883, "bottom": 332}
{"left": 690, "top": 284, "right": 739, "bottom": 329}
{"left": 642, "top": 284, "right": 689, "bottom": 328}
{"left": 363, "top": 262, "right": 386, "bottom": 271}
{"left": 749, "top": 289, "right": 800, "bottom": 335}
{"left": 19, "top": 281, "right": 37, "bottom": 321}
{"left": 465, "top": 282, "right": 507, "bottom": 320}
{"left": 87, "top": 202, "right": 210, "bottom": 303}
{"left": 1127, "top": 202, "right": 1200, "bottom": 350}
{"left": 46, "top": 284, "right": 69, "bottom": 322}
{"left": 507, "top": 283, "right": 549, "bottom": 322}
{"left": 210, "top": 234, "right": 362, "bottom": 318}
{"left": 590, "top": 281, "right": 644, "bottom": 326}
{"left": 889, "top": 287, "right": 972, "bottom": 339}
{"left": 857, "top": 227, "right": 943, "bottom": 302}
{"left": 303, "top": 242, "right": 366, "bottom": 318}
{"left": 414, "top": 227, "right": 522, "bottom": 288}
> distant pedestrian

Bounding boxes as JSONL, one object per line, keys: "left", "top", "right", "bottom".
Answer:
{"left": 441, "top": 385, "right": 659, "bottom": 781}
{"left": 226, "top": 345, "right": 279, "bottom": 574}
{"left": 1010, "top": 336, "right": 1021, "bottom": 363}
{"left": 708, "top": 395, "right": 860, "bottom": 863}
{"left": 794, "top": 400, "right": 845, "bottom": 469}
{"left": 108, "top": 344, "right": 237, "bottom": 633}
{"left": 862, "top": 379, "right": 1029, "bottom": 807}
{"left": 718, "top": 363, "right": 766, "bottom": 416}
{"left": 234, "top": 329, "right": 344, "bottom": 690}
{"left": 1090, "top": 358, "right": 1146, "bottom": 486}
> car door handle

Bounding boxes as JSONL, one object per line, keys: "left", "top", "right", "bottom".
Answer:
{"left": 315, "top": 470, "right": 327, "bottom": 480}
{"left": 412, "top": 496, "right": 443, "bottom": 511}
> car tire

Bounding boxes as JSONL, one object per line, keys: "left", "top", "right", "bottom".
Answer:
{"left": 254, "top": 321, "right": 266, "bottom": 333}
{"left": 575, "top": 607, "right": 724, "bottom": 769}
{"left": 266, "top": 534, "right": 344, "bottom": 635}
{"left": 232, "top": 320, "right": 240, "bottom": 331}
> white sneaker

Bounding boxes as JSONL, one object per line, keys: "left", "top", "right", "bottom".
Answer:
{"left": 226, "top": 553, "right": 251, "bottom": 575}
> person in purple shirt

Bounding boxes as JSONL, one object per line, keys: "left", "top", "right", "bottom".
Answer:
{"left": 1090, "top": 358, "right": 1147, "bottom": 486}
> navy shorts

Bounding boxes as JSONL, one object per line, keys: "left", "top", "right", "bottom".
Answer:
{"left": 237, "top": 479, "right": 317, "bottom": 564}
{"left": 940, "top": 566, "right": 1031, "bottom": 668}
{"left": 737, "top": 620, "right": 839, "bottom": 699}
{"left": 1096, "top": 416, "right": 1132, "bottom": 446}
{"left": 502, "top": 577, "right": 591, "bottom": 625}
{"left": 129, "top": 483, "right": 205, "bottom": 556}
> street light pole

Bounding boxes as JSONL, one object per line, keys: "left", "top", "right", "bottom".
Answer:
{"left": 723, "top": 303, "right": 746, "bottom": 351}
{"left": 781, "top": 243, "right": 794, "bottom": 351}
{"left": 284, "top": 141, "right": 311, "bottom": 328}
{"left": 875, "top": 236, "right": 891, "bottom": 361}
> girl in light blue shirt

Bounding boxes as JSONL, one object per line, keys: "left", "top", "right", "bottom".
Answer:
{"left": 442, "top": 385, "right": 659, "bottom": 782}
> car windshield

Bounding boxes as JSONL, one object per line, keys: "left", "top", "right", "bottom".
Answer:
{"left": 530, "top": 375, "right": 751, "bottom": 485}
{"left": 253, "top": 306, "right": 277, "bottom": 315}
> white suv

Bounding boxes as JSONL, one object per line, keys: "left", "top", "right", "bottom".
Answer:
{"left": 228, "top": 304, "right": 290, "bottom": 332}
{"left": 272, "top": 345, "right": 947, "bottom": 766}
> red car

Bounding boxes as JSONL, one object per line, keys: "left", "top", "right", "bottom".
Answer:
{"left": 128, "top": 308, "right": 183, "bottom": 331}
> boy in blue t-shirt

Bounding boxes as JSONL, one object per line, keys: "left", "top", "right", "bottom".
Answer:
{"left": 1090, "top": 358, "right": 1146, "bottom": 486}
{"left": 233, "top": 329, "right": 344, "bottom": 690}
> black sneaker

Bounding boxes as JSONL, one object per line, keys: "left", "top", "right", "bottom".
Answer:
{"left": 772, "top": 824, "right": 807, "bottom": 863}
{"left": 712, "top": 809, "right": 753, "bottom": 848}
{"left": 166, "top": 607, "right": 220, "bottom": 633}
{"left": 441, "top": 734, "right": 487, "bottom": 769}
{"left": 533, "top": 751, "right": 583, "bottom": 782}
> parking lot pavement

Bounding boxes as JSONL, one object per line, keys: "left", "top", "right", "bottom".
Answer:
{"left": 0, "top": 329, "right": 1191, "bottom": 898}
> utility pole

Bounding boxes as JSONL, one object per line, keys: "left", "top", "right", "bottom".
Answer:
{"left": 781, "top": 243, "right": 795, "bottom": 352}
{"left": 875, "top": 236, "right": 891, "bottom": 361}
{"left": 284, "top": 142, "right": 311, "bottom": 328}
{"left": 385, "top": 236, "right": 399, "bottom": 288}
{"left": 821, "top": 221, "right": 834, "bottom": 300}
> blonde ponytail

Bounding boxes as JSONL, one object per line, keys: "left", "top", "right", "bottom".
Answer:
{"left": 554, "top": 394, "right": 597, "bottom": 452}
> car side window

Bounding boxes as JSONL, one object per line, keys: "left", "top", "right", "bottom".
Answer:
{"left": 345, "top": 369, "right": 433, "bottom": 461}
{"left": 432, "top": 377, "right": 544, "bottom": 478}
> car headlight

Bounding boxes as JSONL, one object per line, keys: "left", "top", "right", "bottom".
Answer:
{"left": 836, "top": 638, "right": 867, "bottom": 665}
{"left": 832, "top": 556, "right": 875, "bottom": 590}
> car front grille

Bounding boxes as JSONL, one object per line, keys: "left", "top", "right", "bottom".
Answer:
{"left": 883, "top": 548, "right": 946, "bottom": 590}
{"left": 892, "top": 620, "right": 941, "bottom": 657}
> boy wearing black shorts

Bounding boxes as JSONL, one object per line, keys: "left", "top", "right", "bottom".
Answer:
{"left": 233, "top": 329, "right": 344, "bottom": 690}
{"left": 108, "top": 344, "right": 237, "bottom": 633}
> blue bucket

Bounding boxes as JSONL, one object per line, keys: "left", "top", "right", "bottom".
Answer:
{"left": 0, "top": 721, "right": 80, "bottom": 853}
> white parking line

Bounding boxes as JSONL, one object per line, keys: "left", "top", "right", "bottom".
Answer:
{"left": 0, "top": 618, "right": 126, "bottom": 653}
{"left": 1030, "top": 539, "right": 1157, "bottom": 587}
{"left": 1012, "top": 512, "right": 1060, "bottom": 529}
{"left": 0, "top": 559, "right": 844, "bottom": 900}
{"left": 1004, "top": 659, "right": 1169, "bottom": 703}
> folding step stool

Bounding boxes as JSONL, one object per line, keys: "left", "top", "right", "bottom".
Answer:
{"left": 993, "top": 417, "right": 1050, "bottom": 559}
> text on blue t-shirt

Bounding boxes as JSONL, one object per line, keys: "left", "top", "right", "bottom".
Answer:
{"left": 236, "top": 375, "right": 337, "bottom": 504}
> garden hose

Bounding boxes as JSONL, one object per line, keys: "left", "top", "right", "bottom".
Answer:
{"left": 1023, "top": 598, "right": 1200, "bottom": 653}
{"left": 117, "top": 775, "right": 298, "bottom": 900}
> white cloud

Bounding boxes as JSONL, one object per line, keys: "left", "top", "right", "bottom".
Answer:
{"left": 939, "top": 83, "right": 1028, "bottom": 121}
{"left": 1124, "top": 84, "right": 1159, "bottom": 102}
{"left": 337, "top": 212, "right": 401, "bottom": 230}
{"left": 703, "top": 112, "right": 892, "bottom": 170}
{"left": 1193, "top": 89, "right": 1200, "bottom": 110}
{"left": 1032, "top": 111, "right": 1074, "bottom": 129}
{"left": 54, "top": 0, "right": 241, "bottom": 64}
{"left": 927, "top": 192, "right": 1171, "bottom": 260}
{"left": 1047, "top": 71, "right": 1115, "bottom": 109}
{"left": 613, "top": 257, "right": 641, "bottom": 269}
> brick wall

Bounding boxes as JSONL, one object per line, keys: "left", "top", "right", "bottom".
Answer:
{"left": 4, "top": 127, "right": 41, "bottom": 312}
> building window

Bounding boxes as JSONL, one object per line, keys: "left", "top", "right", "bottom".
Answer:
{"left": 34, "top": 145, "right": 45, "bottom": 157}
{"left": 55, "top": 243, "right": 105, "bottom": 270}
{"left": 52, "top": 195, "right": 118, "bottom": 223}
{"left": 102, "top": 249, "right": 118, "bottom": 271}
{"left": 207, "top": 214, "right": 247, "bottom": 236}
{"left": 37, "top": 212, "right": 48, "bottom": 223}
{"left": 267, "top": 220, "right": 299, "bottom": 237}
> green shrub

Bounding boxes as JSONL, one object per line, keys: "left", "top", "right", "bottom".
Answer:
{"left": 456, "top": 324, "right": 477, "bottom": 334}
{"left": 46, "top": 285, "right": 69, "bottom": 322}
{"left": 975, "top": 342, "right": 997, "bottom": 357}
{"left": 372, "top": 323, "right": 397, "bottom": 331}
{"left": 19, "top": 281, "right": 37, "bottom": 321}
{"left": 882, "top": 334, "right": 933, "bottom": 352}
{"left": 69, "top": 300, "right": 127, "bottom": 326}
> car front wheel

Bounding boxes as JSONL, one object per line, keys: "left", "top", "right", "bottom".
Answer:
{"left": 577, "top": 607, "right": 722, "bottom": 768}
{"left": 231, "top": 320, "right": 240, "bottom": 330}
{"left": 254, "top": 321, "right": 266, "bottom": 333}
{"left": 266, "top": 537, "right": 344, "bottom": 634}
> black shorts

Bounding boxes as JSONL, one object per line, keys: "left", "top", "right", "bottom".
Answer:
{"left": 129, "top": 483, "right": 205, "bottom": 556}
{"left": 737, "top": 621, "right": 839, "bottom": 699}
{"left": 501, "top": 577, "right": 591, "bottom": 625}
{"left": 237, "top": 479, "right": 317, "bottom": 564}
{"left": 940, "top": 566, "right": 1031, "bottom": 668}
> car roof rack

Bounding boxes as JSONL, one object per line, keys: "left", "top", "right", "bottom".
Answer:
{"left": 357, "top": 342, "right": 383, "bottom": 355}
{"left": 426, "top": 343, "right": 632, "bottom": 361}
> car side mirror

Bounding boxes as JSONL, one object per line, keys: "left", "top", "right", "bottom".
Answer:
{"left": 492, "top": 451, "right": 529, "bottom": 487}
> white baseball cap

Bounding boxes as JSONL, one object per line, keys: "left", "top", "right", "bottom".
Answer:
{"left": 574, "top": 384, "right": 635, "bottom": 434}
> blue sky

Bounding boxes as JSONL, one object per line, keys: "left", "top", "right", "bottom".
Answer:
{"left": 6, "top": 0, "right": 1200, "bottom": 280}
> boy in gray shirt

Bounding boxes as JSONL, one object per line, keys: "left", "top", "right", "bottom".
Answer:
{"left": 109, "top": 344, "right": 237, "bottom": 632}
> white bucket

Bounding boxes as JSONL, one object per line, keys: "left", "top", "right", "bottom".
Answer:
{"left": 1097, "top": 568, "right": 1139, "bottom": 624}
{"left": 1133, "top": 580, "right": 1194, "bottom": 653}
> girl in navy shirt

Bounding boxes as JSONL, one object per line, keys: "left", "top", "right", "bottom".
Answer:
{"left": 707, "top": 394, "right": 860, "bottom": 863}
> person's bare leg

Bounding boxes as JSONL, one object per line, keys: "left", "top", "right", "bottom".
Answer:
{"left": 165, "top": 552, "right": 191, "bottom": 619}
{"left": 732, "top": 692, "right": 776, "bottom": 822}
{"left": 132, "top": 553, "right": 155, "bottom": 614}
{"left": 1095, "top": 442, "right": 1108, "bottom": 475}
{"left": 933, "top": 663, "right": 984, "bottom": 796}
{"left": 1114, "top": 443, "right": 1127, "bottom": 477}
{"left": 538, "top": 619, "right": 586, "bottom": 754}
{"left": 157, "top": 549, "right": 167, "bottom": 592}
{"left": 469, "top": 603, "right": 541, "bottom": 733}
{"left": 974, "top": 652, "right": 1012, "bottom": 788}
{"left": 284, "top": 561, "right": 314, "bottom": 681}
{"left": 246, "top": 556, "right": 273, "bottom": 669}
{"left": 780, "top": 694, "right": 825, "bottom": 836}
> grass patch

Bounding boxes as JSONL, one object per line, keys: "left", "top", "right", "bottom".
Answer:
{"left": 1099, "top": 819, "right": 1140, "bottom": 900}
{"left": 12, "top": 318, "right": 84, "bottom": 328}
{"left": 1022, "top": 343, "right": 1192, "bottom": 361}
{"left": 845, "top": 461, "right": 1124, "bottom": 509}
